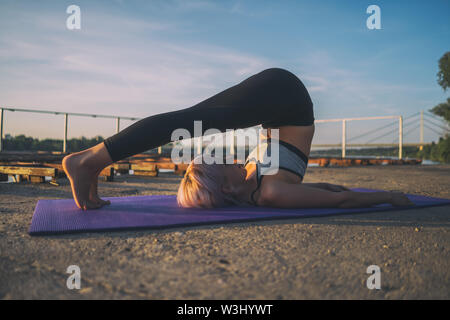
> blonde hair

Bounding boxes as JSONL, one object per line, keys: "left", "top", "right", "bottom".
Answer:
{"left": 177, "top": 157, "right": 247, "bottom": 208}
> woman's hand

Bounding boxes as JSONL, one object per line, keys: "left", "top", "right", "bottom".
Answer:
{"left": 387, "top": 191, "right": 415, "bottom": 207}
{"left": 325, "top": 183, "right": 351, "bottom": 192}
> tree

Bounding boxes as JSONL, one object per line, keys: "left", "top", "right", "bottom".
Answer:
{"left": 430, "top": 52, "right": 450, "bottom": 126}
{"left": 437, "top": 51, "right": 450, "bottom": 91}
{"left": 2, "top": 134, "right": 105, "bottom": 152}
{"left": 421, "top": 51, "right": 450, "bottom": 163}
{"left": 429, "top": 97, "right": 450, "bottom": 124}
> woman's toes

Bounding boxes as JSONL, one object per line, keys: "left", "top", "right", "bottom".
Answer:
{"left": 82, "top": 200, "right": 102, "bottom": 210}
{"left": 96, "top": 199, "right": 110, "bottom": 208}
{"left": 91, "top": 197, "right": 110, "bottom": 206}
{"left": 91, "top": 202, "right": 102, "bottom": 209}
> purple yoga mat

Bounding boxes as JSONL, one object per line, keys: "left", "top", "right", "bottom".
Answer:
{"left": 29, "top": 188, "right": 450, "bottom": 235}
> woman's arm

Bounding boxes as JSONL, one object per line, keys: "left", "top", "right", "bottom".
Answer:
{"left": 301, "top": 182, "right": 329, "bottom": 190}
{"left": 257, "top": 180, "right": 414, "bottom": 209}
{"left": 302, "top": 182, "right": 351, "bottom": 192}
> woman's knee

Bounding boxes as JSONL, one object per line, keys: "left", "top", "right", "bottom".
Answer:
{"left": 260, "top": 67, "right": 297, "bottom": 81}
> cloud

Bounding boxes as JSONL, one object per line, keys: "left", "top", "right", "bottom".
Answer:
{"left": 291, "top": 50, "right": 439, "bottom": 122}
{"left": 0, "top": 1, "right": 444, "bottom": 144}
{"left": 1, "top": 35, "right": 272, "bottom": 108}
{"left": 0, "top": 7, "right": 273, "bottom": 139}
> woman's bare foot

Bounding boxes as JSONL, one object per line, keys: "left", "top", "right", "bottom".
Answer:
{"left": 89, "top": 169, "right": 111, "bottom": 206}
{"left": 62, "top": 142, "right": 114, "bottom": 211}
{"left": 63, "top": 153, "right": 101, "bottom": 210}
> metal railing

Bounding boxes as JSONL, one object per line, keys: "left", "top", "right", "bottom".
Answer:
{"left": 0, "top": 107, "right": 446, "bottom": 159}
{"left": 314, "top": 115, "right": 404, "bottom": 158}
{"left": 0, "top": 107, "right": 143, "bottom": 153}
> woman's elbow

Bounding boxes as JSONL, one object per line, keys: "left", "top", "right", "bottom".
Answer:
{"left": 257, "top": 185, "right": 279, "bottom": 207}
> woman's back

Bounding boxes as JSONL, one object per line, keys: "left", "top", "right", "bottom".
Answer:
{"left": 245, "top": 137, "right": 309, "bottom": 205}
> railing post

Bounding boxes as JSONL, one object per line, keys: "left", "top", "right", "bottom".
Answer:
{"left": 419, "top": 110, "right": 424, "bottom": 150}
{"left": 342, "top": 119, "right": 346, "bottom": 158}
{"left": 399, "top": 116, "right": 403, "bottom": 159}
{"left": 116, "top": 117, "right": 120, "bottom": 133}
{"left": 229, "top": 129, "right": 235, "bottom": 155}
{"left": 63, "top": 113, "right": 68, "bottom": 153}
{"left": 0, "top": 108, "right": 4, "bottom": 152}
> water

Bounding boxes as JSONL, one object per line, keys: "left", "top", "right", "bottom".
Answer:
{"left": 421, "top": 159, "right": 441, "bottom": 165}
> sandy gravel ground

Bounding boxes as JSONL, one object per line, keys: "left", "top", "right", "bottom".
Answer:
{"left": 0, "top": 164, "right": 449, "bottom": 299}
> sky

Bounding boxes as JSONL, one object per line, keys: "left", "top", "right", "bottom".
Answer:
{"left": 0, "top": 0, "right": 449, "bottom": 145}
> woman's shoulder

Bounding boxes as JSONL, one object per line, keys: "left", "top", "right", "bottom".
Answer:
{"left": 252, "top": 176, "right": 281, "bottom": 206}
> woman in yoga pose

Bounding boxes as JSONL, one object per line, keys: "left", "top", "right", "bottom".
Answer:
{"left": 62, "top": 68, "right": 414, "bottom": 210}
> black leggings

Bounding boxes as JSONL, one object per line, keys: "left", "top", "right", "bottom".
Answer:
{"left": 103, "top": 67, "right": 314, "bottom": 162}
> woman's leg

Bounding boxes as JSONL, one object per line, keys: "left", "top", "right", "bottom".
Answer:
{"left": 278, "top": 124, "right": 315, "bottom": 158}
{"left": 103, "top": 67, "right": 314, "bottom": 161}
{"left": 63, "top": 67, "right": 315, "bottom": 210}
